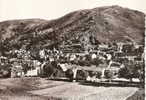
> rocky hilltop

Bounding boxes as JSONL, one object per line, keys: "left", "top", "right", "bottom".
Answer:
{"left": 0, "top": 5, "right": 145, "bottom": 52}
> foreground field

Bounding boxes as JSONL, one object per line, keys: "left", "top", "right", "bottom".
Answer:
{"left": 0, "top": 78, "right": 143, "bottom": 100}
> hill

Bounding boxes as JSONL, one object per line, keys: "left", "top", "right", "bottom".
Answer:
{"left": 0, "top": 5, "right": 145, "bottom": 53}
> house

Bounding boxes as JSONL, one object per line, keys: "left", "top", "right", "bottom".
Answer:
{"left": 116, "top": 42, "right": 124, "bottom": 52}
{"left": 25, "top": 67, "right": 40, "bottom": 77}
{"left": 69, "top": 54, "right": 76, "bottom": 61}
{"left": 91, "top": 53, "right": 97, "bottom": 59}
{"left": 98, "top": 44, "right": 109, "bottom": 49}
{"left": 126, "top": 56, "right": 137, "bottom": 61}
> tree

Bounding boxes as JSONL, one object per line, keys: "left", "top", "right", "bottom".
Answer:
{"left": 42, "top": 62, "right": 54, "bottom": 78}
{"left": 118, "top": 64, "right": 134, "bottom": 82}
{"left": 132, "top": 63, "right": 144, "bottom": 86}
{"left": 76, "top": 70, "right": 88, "bottom": 80}
{"left": 91, "top": 57, "right": 103, "bottom": 66}
{"left": 0, "top": 64, "right": 12, "bottom": 78}
{"left": 42, "top": 60, "right": 64, "bottom": 78}
{"left": 96, "top": 71, "right": 102, "bottom": 79}
{"left": 22, "top": 62, "right": 31, "bottom": 74}
{"left": 118, "top": 62, "right": 144, "bottom": 83}
{"left": 65, "top": 69, "right": 74, "bottom": 81}
{"left": 118, "top": 67, "right": 132, "bottom": 79}
{"left": 104, "top": 69, "right": 114, "bottom": 82}
{"left": 88, "top": 71, "right": 96, "bottom": 77}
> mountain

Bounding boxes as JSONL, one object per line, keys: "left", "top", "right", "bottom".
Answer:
{"left": 0, "top": 5, "right": 145, "bottom": 53}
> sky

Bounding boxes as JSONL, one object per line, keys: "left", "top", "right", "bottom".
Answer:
{"left": 0, "top": 0, "right": 146, "bottom": 21}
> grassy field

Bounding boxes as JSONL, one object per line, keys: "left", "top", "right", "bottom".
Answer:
{"left": 0, "top": 78, "right": 48, "bottom": 100}
{"left": 0, "top": 77, "right": 142, "bottom": 100}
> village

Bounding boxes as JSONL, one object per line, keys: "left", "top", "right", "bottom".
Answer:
{"left": 0, "top": 40, "right": 144, "bottom": 85}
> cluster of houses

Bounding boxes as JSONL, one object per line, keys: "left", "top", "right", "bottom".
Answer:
{"left": 0, "top": 41, "right": 144, "bottom": 82}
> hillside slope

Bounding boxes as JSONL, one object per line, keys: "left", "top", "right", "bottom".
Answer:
{"left": 0, "top": 5, "right": 145, "bottom": 52}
